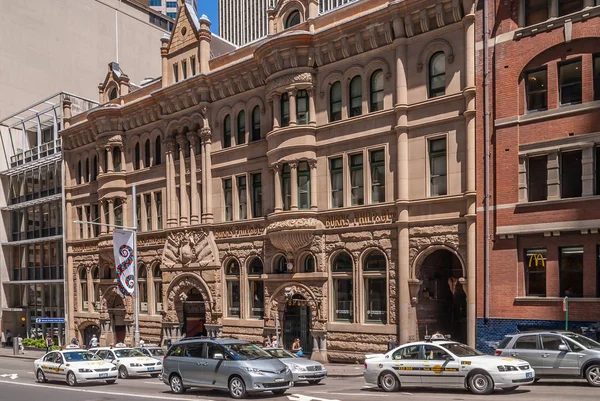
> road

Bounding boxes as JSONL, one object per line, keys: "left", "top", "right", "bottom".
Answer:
{"left": 0, "top": 357, "right": 597, "bottom": 401}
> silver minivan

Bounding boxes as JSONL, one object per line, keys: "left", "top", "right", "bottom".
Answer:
{"left": 496, "top": 330, "right": 600, "bottom": 386}
{"left": 161, "top": 337, "right": 293, "bottom": 399}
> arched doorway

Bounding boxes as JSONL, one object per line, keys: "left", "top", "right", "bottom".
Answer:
{"left": 283, "top": 294, "right": 311, "bottom": 355}
{"left": 108, "top": 295, "right": 126, "bottom": 343}
{"left": 416, "top": 249, "right": 467, "bottom": 343}
{"left": 182, "top": 288, "right": 206, "bottom": 338}
{"left": 82, "top": 324, "right": 100, "bottom": 347}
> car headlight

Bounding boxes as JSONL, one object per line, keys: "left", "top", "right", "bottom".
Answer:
{"left": 110, "top": 367, "right": 117, "bottom": 371}
{"left": 78, "top": 368, "right": 93, "bottom": 373}
{"left": 245, "top": 367, "right": 265, "bottom": 375}
{"left": 130, "top": 363, "right": 142, "bottom": 367}
{"left": 497, "top": 365, "right": 518, "bottom": 372}
{"left": 157, "top": 362, "right": 162, "bottom": 366}
{"left": 290, "top": 363, "right": 307, "bottom": 372}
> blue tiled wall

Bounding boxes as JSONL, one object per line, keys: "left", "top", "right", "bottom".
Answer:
{"left": 477, "top": 318, "right": 600, "bottom": 354}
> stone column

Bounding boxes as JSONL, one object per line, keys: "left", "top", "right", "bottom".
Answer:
{"left": 307, "top": 88, "right": 316, "bottom": 125}
{"left": 177, "top": 135, "right": 189, "bottom": 226}
{"left": 107, "top": 199, "right": 114, "bottom": 233}
{"left": 584, "top": 0, "right": 594, "bottom": 7}
{"left": 106, "top": 147, "right": 113, "bottom": 173}
{"left": 166, "top": 139, "right": 179, "bottom": 227}
{"left": 188, "top": 133, "right": 200, "bottom": 224}
{"left": 549, "top": 0, "right": 558, "bottom": 18}
{"left": 160, "top": 35, "right": 169, "bottom": 88}
{"left": 518, "top": 0, "right": 526, "bottom": 27}
{"left": 100, "top": 200, "right": 107, "bottom": 234}
{"left": 288, "top": 90, "right": 298, "bottom": 126}
{"left": 272, "top": 94, "right": 281, "bottom": 128}
{"left": 273, "top": 164, "right": 282, "bottom": 212}
{"left": 290, "top": 161, "right": 298, "bottom": 211}
{"left": 140, "top": 194, "right": 147, "bottom": 232}
{"left": 98, "top": 147, "right": 106, "bottom": 174}
{"left": 200, "top": 127, "right": 213, "bottom": 223}
{"left": 547, "top": 151, "right": 560, "bottom": 200}
{"left": 309, "top": 159, "right": 318, "bottom": 210}
{"left": 582, "top": 144, "right": 594, "bottom": 197}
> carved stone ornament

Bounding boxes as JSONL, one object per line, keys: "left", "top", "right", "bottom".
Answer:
{"left": 162, "top": 229, "right": 219, "bottom": 269}
{"left": 266, "top": 218, "right": 324, "bottom": 255}
{"left": 266, "top": 72, "right": 313, "bottom": 94}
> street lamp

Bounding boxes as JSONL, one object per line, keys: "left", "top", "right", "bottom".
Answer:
{"left": 73, "top": 184, "right": 140, "bottom": 346}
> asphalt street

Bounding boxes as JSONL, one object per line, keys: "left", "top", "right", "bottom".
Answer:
{"left": 0, "top": 357, "right": 598, "bottom": 401}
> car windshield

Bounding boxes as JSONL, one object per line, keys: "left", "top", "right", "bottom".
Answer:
{"left": 114, "top": 349, "right": 145, "bottom": 358}
{"left": 444, "top": 343, "right": 484, "bottom": 357}
{"left": 148, "top": 348, "right": 166, "bottom": 356}
{"left": 265, "top": 348, "right": 296, "bottom": 358}
{"left": 563, "top": 333, "right": 600, "bottom": 349}
{"left": 223, "top": 343, "right": 273, "bottom": 361}
{"left": 63, "top": 351, "right": 102, "bottom": 362}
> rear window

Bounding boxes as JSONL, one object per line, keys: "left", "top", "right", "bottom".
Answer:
{"left": 166, "top": 345, "right": 184, "bottom": 357}
{"left": 514, "top": 335, "right": 538, "bottom": 349}
{"left": 497, "top": 337, "right": 512, "bottom": 350}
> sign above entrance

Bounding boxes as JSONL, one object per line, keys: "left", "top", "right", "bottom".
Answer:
{"left": 214, "top": 225, "right": 264, "bottom": 239}
{"left": 325, "top": 209, "right": 396, "bottom": 229}
{"left": 35, "top": 318, "right": 65, "bottom": 324}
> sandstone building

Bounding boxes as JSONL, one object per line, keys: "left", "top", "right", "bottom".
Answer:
{"left": 63, "top": 0, "right": 476, "bottom": 362}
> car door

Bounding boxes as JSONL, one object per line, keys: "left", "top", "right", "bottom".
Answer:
{"left": 41, "top": 352, "right": 59, "bottom": 379}
{"left": 53, "top": 353, "right": 67, "bottom": 381}
{"left": 508, "top": 334, "right": 543, "bottom": 372}
{"left": 203, "top": 343, "right": 229, "bottom": 387}
{"left": 421, "top": 345, "right": 461, "bottom": 386}
{"left": 177, "top": 342, "right": 206, "bottom": 386}
{"left": 390, "top": 345, "right": 423, "bottom": 384}
{"left": 540, "top": 335, "right": 581, "bottom": 376}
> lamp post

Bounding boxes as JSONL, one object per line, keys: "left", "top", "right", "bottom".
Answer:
{"left": 73, "top": 184, "right": 139, "bottom": 346}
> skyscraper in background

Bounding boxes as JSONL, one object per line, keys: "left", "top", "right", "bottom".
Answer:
{"left": 218, "top": 0, "right": 358, "bottom": 47}
{"left": 147, "top": 0, "right": 198, "bottom": 19}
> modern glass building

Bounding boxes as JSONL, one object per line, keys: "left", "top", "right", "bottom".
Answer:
{"left": 0, "top": 93, "right": 97, "bottom": 344}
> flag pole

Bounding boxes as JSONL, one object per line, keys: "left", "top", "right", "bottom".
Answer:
{"left": 132, "top": 184, "right": 140, "bottom": 346}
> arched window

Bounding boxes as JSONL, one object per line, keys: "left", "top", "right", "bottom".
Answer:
{"left": 275, "top": 255, "right": 288, "bottom": 274}
{"left": 85, "top": 158, "right": 89, "bottom": 183}
{"left": 138, "top": 265, "right": 148, "bottom": 313}
{"left": 332, "top": 252, "right": 353, "bottom": 322}
{"left": 108, "top": 87, "right": 118, "bottom": 101}
{"left": 79, "top": 268, "right": 88, "bottom": 310}
{"left": 248, "top": 258, "right": 264, "bottom": 319}
{"left": 91, "top": 265, "right": 99, "bottom": 280}
{"left": 296, "top": 90, "right": 309, "bottom": 125}
{"left": 349, "top": 76, "right": 362, "bottom": 117}
{"left": 144, "top": 139, "right": 151, "bottom": 168}
{"left": 363, "top": 250, "right": 387, "bottom": 324}
{"left": 114, "top": 198, "right": 123, "bottom": 227}
{"left": 153, "top": 265, "right": 163, "bottom": 313}
{"left": 369, "top": 69, "right": 384, "bottom": 112}
{"left": 280, "top": 93, "right": 290, "bottom": 127}
{"left": 304, "top": 254, "right": 315, "bottom": 273}
{"left": 284, "top": 10, "right": 301, "bottom": 28}
{"left": 223, "top": 115, "right": 232, "bottom": 148}
{"left": 429, "top": 52, "right": 446, "bottom": 98}
{"left": 76, "top": 161, "right": 82, "bottom": 185}
{"left": 113, "top": 147, "right": 122, "bottom": 172}
{"left": 225, "top": 260, "right": 240, "bottom": 318}
{"left": 237, "top": 110, "right": 246, "bottom": 145}
{"left": 251, "top": 106, "right": 261, "bottom": 141}
{"left": 329, "top": 81, "right": 342, "bottom": 122}
{"left": 155, "top": 136, "right": 162, "bottom": 165}
{"left": 92, "top": 156, "right": 98, "bottom": 181}
{"left": 134, "top": 142, "right": 141, "bottom": 170}
{"left": 298, "top": 161, "right": 310, "bottom": 209}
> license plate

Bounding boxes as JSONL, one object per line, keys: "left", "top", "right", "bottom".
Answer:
{"left": 147, "top": 367, "right": 155, "bottom": 371}
{"left": 99, "top": 373, "right": 108, "bottom": 378}
{"left": 275, "top": 378, "right": 285, "bottom": 383}
{"left": 526, "top": 372, "right": 532, "bottom": 378}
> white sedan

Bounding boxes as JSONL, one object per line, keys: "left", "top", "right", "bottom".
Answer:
{"left": 34, "top": 349, "right": 118, "bottom": 386}
{"left": 364, "top": 339, "right": 535, "bottom": 395}
{"left": 92, "top": 346, "right": 162, "bottom": 379}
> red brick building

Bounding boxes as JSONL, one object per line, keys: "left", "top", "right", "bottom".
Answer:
{"left": 476, "top": 0, "right": 600, "bottom": 351}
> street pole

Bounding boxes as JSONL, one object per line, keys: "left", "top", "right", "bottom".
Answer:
{"left": 565, "top": 296, "right": 569, "bottom": 331}
{"left": 132, "top": 184, "right": 140, "bottom": 346}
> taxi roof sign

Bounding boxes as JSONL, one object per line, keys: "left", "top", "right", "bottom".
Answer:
{"left": 425, "top": 333, "right": 451, "bottom": 341}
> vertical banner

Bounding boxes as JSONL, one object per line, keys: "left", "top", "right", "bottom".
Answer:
{"left": 113, "top": 229, "right": 135, "bottom": 297}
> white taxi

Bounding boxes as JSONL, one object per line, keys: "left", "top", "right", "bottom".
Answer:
{"left": 34, "top": 348, "right": 117, "bottom": 386}
{"left": 364, "top": 336, "right": 535, "bottom": 395}
{"left": 91, "top": 346, "right": 162, "bottom": 379}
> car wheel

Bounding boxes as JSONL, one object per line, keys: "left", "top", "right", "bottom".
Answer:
{"left": 308, "top": 380, "right": 321, "bottom": 385}
{"left": 150, "top": 373, "right": 160, "bottom": 378}
{"left": 379, "top": 372, "right": 399, "bottom": 392}
{"left": 67, "top": 371, "right": 77, "bottom": 387}
{"left": 105, "top": 380, "right": 116, "bottom": 384}
{"left": 502, "top": 386, "right": 519, "bottom": 392}
{"left": 468, "top": 372, "right": 494, "bottom": 395}
{"left": 585, "top": 364, "right": 600, "bottom": 387}
{"left": 118, "top": 366, "right": 129, "bottom": 379}
{"left": 170, "top": 374, "right": 186, "bottom": 394}
{"left": 229, "top": 376, "right": 247, "bottom": 399}
{"left": 272, "top": 389, "right": 287, "bottom": 395}
{"left": 36, "top": 369, "right": 47, "bottom": 383}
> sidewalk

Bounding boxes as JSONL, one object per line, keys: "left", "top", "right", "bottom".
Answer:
{"left": 0, "top": 346, "right": 44, "bottom": 361}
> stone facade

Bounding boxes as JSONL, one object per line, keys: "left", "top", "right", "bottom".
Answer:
{"left": 63, "top": 0, "right": 476, "bottom": 362}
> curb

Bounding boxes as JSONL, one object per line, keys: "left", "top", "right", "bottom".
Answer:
{"left": 327, "top": 373, "right": 364, "bottom": 378}
{"left": 0, "top": 354, "right": 39, "bottom": 361}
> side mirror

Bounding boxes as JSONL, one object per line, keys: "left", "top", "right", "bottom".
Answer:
{"left": 213, "top": 353, "right": 224, "bottom": 360}
{"left": 558, "top": 344, "right": 569, "bottom": 352}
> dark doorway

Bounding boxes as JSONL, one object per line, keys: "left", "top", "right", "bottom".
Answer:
{"left": 283, "top": 294, "right": 311, "bottom": 355}
{"left": 82, "top": 325, "right": 100, "bottom": 347}
{"left": 182, "top": 288, "right": 206, "bottom": 337}
{"left": 115, "top": 326, "right": 126, "bottom": 343}
{"left": 109, "top": 294, "right": 125, "bottom": 345}
{"left": 416, "top": 249, "right": 467, "bottom": 343}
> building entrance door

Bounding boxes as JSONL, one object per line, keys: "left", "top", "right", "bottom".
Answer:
{"left": 182, "top": 288, "right": 206, "bottom": 338}
{"left": 283, "top": 294, "right": 311, "bottom": 355}
{"left": 83, "top": 325, "right": 100, "bottom": 347}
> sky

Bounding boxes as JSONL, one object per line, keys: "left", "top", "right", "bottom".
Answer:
{"left": 198, "top": 0, "right": 219, "bottom": 34}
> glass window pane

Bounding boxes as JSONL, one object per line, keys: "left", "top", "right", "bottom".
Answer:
{"left": 334, "top": 278, "right": 353, "bottom": 322}
{"left": 528, "top": 156, "right": 547, "bottom": 201}
{"left": 525, "top": 249, "right": 547, "bottom": 296}
{"left": 560, "top": 247, "right": 583, "bottom": 297}
{"left": 559, "top": 60, "right": 582, "bottom": 105}
{"left": 365, "top": 278, "right": 386, "bottom": 323}
{"left": 561, "top": 150, "right": 582, "bottom": 198}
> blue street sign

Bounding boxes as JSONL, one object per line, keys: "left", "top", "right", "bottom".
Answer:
{"left": 35, "top": 318, "right": 65, "bottom": 324}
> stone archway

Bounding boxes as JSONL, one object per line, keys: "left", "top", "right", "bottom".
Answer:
{"left": 102, "top": 286, "right": 128, "bottom": 344}
{"left": 414, "top": 247, "right": 467, "bottom": 343}
{"left": 164, "top": 273, "right": 214, "bottom": 333}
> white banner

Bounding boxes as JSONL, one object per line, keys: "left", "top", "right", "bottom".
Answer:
{"left": 113, "top": 229, "right": 135, "bottom": 297}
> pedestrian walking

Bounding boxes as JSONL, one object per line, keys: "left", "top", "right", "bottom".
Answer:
{"left": 270, "top": 335, "right": 279, "bottom": 348}
{"left": 89, "top": 334, "right": 98, "bottom": 348}
{"left": 5, "top": 330, "right": 12, "bottom": 347}
{"left": 45, "top": 333, "right": 53, "bottom": 353}
{"left": 17, "top": 336, "right": 24, "bottom": 354}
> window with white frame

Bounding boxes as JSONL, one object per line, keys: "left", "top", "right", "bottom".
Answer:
{"left": 370, "top": 150, "right": 385, "bottom": 203}
{"left": 330, "top": 157, "right": 344, "bottom": 208}
{"left": 225, "top": 260, "right": 241, "bottom": 317}
{"left": 363, "top": 250, "right": 387, "bottom": 324}
{"left": 332, "top": 252, "right": 353, "bottom": 322}
{"left": 223, "top": 179, "right": 233, "bottom": 221}
{"left": 238, "top": 176, "right": 247, "bottom": 220}
{"left": 350, "top": 154, "right": 364, "bottom": 206}
{"left": 429, "top": 138, "right": 447, "bottom": 196}
{"left": 248, "top": 258, "right": 264, "bottom": 319}
{"left": 251, "top": 173, "right": 262, "bottom": 218}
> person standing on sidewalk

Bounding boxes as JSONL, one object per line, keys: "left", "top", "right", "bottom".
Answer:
{"left": 45, "top": 333, "right": 53, "bottom": 353}
{"left": 5, "top": 330, "right": 12, "bottom": 347}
